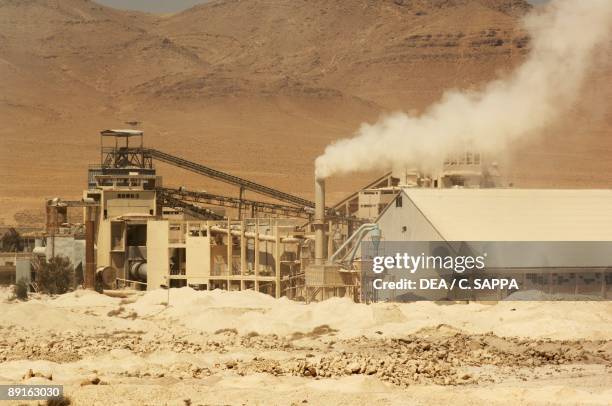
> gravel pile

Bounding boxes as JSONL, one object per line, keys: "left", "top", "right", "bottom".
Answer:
{"left": 3, "top": 324, "right": 610, "bottom": 388}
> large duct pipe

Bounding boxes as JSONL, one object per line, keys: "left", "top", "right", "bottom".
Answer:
{"left": 208, "top": 226, "right": 300, "bottom": 243}
{"left": 314, "top": 177, "right": 327, "bottom": 265}
{"left": 130, "top": 261, "right": 147, "bottom": 281}
{"left": 96, "top": 266, "right": 117, "bottom": 290}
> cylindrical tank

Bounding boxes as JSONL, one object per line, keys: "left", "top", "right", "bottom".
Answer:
{"left": 129, "top": 261, "right": 147, "bottom": 281}
{"left": 96, "top": 266, "right": 117, "bottom": 290}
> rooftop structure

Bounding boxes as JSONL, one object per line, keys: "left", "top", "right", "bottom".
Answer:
{"left": 377, "top": 188, "right": 612, "bottom": 241}
{"left": 99, "top": 129, "right": 152, "bottom": 170}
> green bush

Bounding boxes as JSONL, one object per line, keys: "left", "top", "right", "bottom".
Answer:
{"left": 12, "top": 278, "right": 28, "bottom": 300}
{"left": 35, "top": 256, "right": 75, "bottom": 295}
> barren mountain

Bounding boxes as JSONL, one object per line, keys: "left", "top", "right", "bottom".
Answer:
{"left": 0, "top": 0, "right": 610, "bottom": 226}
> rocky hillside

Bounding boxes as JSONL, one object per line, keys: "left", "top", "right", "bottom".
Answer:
{"left": 0, "top": 0, "right": 610, "bottom": 226}
{"left": 0, "top": 0, "right": 533, "bottom": 109}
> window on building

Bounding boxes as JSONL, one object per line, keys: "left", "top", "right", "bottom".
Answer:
{"left": 117, "top": 193, "right": 142, "bottom": 199}
{"left": 395, "top": 195, "right": 403, "bottom": 208}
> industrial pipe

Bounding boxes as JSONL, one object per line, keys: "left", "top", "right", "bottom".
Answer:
{"left": 208, "top": 226, "right": 300, "bottom": 243}
{"left": 328, "top": 223, "right": 380, "bottom": 266}
{"left": 129, "top": 261, "right": 147, "bottom": 281}
{"left": 314, "top": 177, "right": 327, "bottom": 265}
{"left": 96, "top": 266, "right": 117, "bottom": 289}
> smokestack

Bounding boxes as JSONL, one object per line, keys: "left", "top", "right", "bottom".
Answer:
{"left": 314, "top": 177, "right": 327, "bottom": 265}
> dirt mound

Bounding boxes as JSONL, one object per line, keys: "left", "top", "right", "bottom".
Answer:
{"left": 1, "top": 311, "right": 609, "bottom": 387}
{"left": 0, "top": 287, "right": 611, "bottom": 404}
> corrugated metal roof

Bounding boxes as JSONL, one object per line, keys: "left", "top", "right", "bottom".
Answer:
{"left": 101, "top": 129, "right": 143, "bottom": 136}
{"left": 402, "top": 188, "right": 612, "bottom": 241}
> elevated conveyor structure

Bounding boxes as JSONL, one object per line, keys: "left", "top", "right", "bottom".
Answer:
{"left": 160, "top": 187, "right": 312, "bottom": 219}
{"left": 147, "top": 149, "right": 314, "bottom": 209}
{"left": 159, "top": 191, "right": 225, "bottom": 220}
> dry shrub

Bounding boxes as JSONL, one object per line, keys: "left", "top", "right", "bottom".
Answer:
{"left": 34, "top": 256, "right": 75, "bottom": 295}
{"left": 215, "top": 328, "right": 238, "bottom": 335}
{"left": 107, "top": 306, "right": 124, "bottom": 317}
{"left": 12, "top": 277, "right": 28, "bottom": 300}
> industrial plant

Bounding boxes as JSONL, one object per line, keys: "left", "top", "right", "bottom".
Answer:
{"left": 2, "top": 128, "right": 607, "bottom": 302}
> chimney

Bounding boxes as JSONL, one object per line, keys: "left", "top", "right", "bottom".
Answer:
{"left": 314, "top": 177, "right": 327, "bottom": 265}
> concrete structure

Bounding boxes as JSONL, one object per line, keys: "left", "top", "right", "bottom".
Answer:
{"left": 145, "top": 219, "right": 304, "bottom": 298}
{"left": 437, "top": 150, "right": 500, "bottom": 188}
{"left": 45, "top": 235, "right": 85, "bottom": 276}
{"left": 0, "top": 253, "right": 32, "bottom": 285}
{"left": 85, "top": 173, "right": 158, "bottom": 281}
{"left": 357, "top": 187, "right": 399, "bottom": 219}
{"left": 334, "top": 151, "right": 501, "bottom": 221}
{"left": 38, "top": 128, "right": 612, "bottom": 303}
{"left": 35, "top": 129, "right": 324, "bottom": 298}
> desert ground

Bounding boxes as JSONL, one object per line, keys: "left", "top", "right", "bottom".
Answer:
{"left": 0, "top": 287, "right": 610, "bottom": 405}
{"left": 1, "top": 2, "right": 611, "bottom": 404}
{"left": 1, "top": 0, "right": 611, "bottom": 227}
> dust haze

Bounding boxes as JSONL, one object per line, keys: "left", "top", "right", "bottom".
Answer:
{"left": 315, "top": 0, "right": 612, "bottom": 179}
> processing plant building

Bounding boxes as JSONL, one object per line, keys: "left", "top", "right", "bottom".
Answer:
{"left": 26, "top": 129, "right": 612, "bottom": 301}
{"left": 367, "top": 188, "right": 612, "bottom": 301}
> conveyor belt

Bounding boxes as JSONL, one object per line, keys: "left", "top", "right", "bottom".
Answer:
{"left": 160, "top": 187, "right": 312, "bottom": 219}
{"left": 147, "top": 149, "right": 314, "bottom": 208}
{"left": 159, "top": 192, "right": 225, "bottom": 220}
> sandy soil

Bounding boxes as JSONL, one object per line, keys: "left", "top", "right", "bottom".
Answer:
{"left": 0, "top": 287, "right": 610, "bottom": 405}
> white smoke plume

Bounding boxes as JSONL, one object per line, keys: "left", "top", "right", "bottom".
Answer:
{"left": 315, "top": 0, "right": 612, "bottom": 179}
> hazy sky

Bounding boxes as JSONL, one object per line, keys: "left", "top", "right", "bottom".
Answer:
{"left": 97, "top": 0, "right": 550, "bottom": 14}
